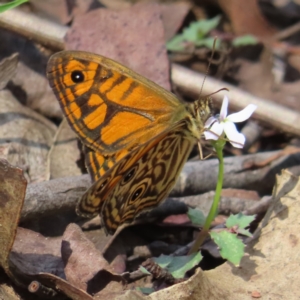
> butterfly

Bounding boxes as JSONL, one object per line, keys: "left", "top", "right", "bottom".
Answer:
{"left": 47, "top": 51, "right": 213, "bottom": 235}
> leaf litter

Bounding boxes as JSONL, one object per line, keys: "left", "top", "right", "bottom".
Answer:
{"left": 1, "top": 0, "right": 300, "bottom": 299}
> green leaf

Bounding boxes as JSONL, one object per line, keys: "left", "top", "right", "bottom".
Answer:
{"left": 166, "top": 35, "right": 187, "bottom": 51}
{"left": 194, "top": 37, "right": 221, "bottom": 50}
{"left": 183, "top": 15, "right": 221, "bottom": 42}
{"left": 166, "top": 15, "right": 221, "bottom": 51}
{"left": 0, "top": 0, "right": 28, "bottom": 13}
{"left": 187, "top": 207, "right": 206, "bottom": 226}
{"left": 154, "top": 253, "right": 203, "bottom": 279}
{"left": 232, "top": 35, "right": 258, "bottom": 47}
{"left": 210, "top": 231, "right": 244, "bottom": 266}
{"left": 136, "top": 287, "right": 155, "bottom": 295}
{"left": 138, "top": 266, "right": 151, "bottom": 275}
{"left": 226, "top": 213, "right": 255, "bottom": 237}
{"left": 153, "top": 254, "right": 172, "bottom": 268}
{"left": 237, "top": 228, "right": 252, "bottom": 238}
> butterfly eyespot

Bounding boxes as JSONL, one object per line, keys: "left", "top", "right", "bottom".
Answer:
{"left": 131, "top": 187, "right": 143, "bottom": 201}
{"left": 124, "top": 167, "right": 136, "bottom": 183}
{"left": 71, "top": 70, "right": 85, "bottom": 83}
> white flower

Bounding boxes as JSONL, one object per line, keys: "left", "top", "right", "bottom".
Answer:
{"left": 204, "top": 96, "right": 257, "bottom": 148}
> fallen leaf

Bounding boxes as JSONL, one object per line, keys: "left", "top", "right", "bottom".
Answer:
{"left": 11, "top": 228, "right": 64, "bottom": 277}
{"left": 30, "top": 0, "right": 95, "bottom": 25}
{"left": 0, "top": 159, "right": 26, "bottom": 277}
{"left": 218, "top": 0, "right": 276, "bottom": 38}
{"left": 62, "top": 223, "right": 122, "bottom": 294}
{"left": 47, "top": 118, "right": 82, "bottom": 180}
{"left": 0, "top": 90, "right": 56, "bottom": 183}
{"left": 0, "top": 53, "right": 18, "bottom": 90}
{"left": 65, "top": 2, "right": 171, "bottom": 90}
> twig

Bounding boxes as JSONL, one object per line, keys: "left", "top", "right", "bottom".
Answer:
{"left": 242, "top": 196, "right": 273, "bottom": 216}
{"left": 172, "top": 150, "right": 300, "bottom": 196}
{"left": 0, "top": 9, "right": 66, "bottom": 49}
{"left": 21, "top": 150, "right": 300, "bottom": 222}
{"left": 241, "top": 121, "right": 262, "bottom": 152}
{"left": 21, "top": 174, "right": 90, "bottom": 222}
{"left": 28, "top": 281, "right": 57, "bottom": 298}
{"left": 171, "top": 63, "right": 300, "bottom": 137}
{"left": 121, "top": 270, "right": 149, "bottom": 283}
{"left": 275, "top": 20, "right": 300, "bottom": 41}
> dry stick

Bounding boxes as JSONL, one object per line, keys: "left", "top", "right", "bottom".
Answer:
{"left": 171, "top": 63, "right": 300, "bottom": 137}
{"left": 21, "top": 174, "right": 91, "bottom": 222}
{"left": 21, "top": 150, "right": 300, "bottom": 222}
{"left": 0, "top": 9, "right": 300, "bottom": 137}
{"left": 172, "top": 150, "right": 300, "bottom": 196}
{"left": 0, "top": 9, "right": 66, "bottom": 50}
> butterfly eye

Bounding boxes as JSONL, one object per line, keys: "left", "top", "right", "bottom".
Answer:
{"left": 124, "top": 167, "right": 136, "bottom": 183}
{"left": 71, "top": 70, "right": 85, "bottom": 83}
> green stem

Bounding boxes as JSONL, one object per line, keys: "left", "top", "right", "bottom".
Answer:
{"left": 188, "top": 142, "right": 224, "bottom": 254}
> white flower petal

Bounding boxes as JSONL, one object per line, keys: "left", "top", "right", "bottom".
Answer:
{"left": 210, "top": 122, "right": 224, "bottom": 136}
{"left": 204, "top": 122, "right": 224, "bottom": 140}
{"left": 204, "top": 116, "right": 218, "bottom": 128}
{"left": 204, "top": 130, "right": 219, "bottom": 140}
{"left": 219, "top": 95, "right": 229, "bottom": 120}
{"left": 223, "top": 122, "right": 245, "bottom": 148}
{"left": 227, "top": 104, "right": 257, "bottom": 123}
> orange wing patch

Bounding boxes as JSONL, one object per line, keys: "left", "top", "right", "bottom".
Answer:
{"left": 84, "top": 146, "right": 130, "bottom": 181}
{"left": 47, "top": 51, "right": 184, "bottom": 159}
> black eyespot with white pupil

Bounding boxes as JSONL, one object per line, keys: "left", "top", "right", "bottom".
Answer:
{"left": 71, "top": 70, "right": 85, "bottom": 83}
{"left": 124, "top": 167, "right": 136, "bottom": 183}
{"left": 131, "top": 187, "right": 143, "bottom": 201}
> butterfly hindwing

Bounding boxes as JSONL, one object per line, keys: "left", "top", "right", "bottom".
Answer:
{"left": 76, "top": 127, "right": 170, "bottom": 218}
{"left": 77, "top": 122, "right": 195, "bottom": 234}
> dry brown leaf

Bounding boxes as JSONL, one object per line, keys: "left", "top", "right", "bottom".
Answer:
{"left": 12, "top": 59, "right": 62, "bottom": 119}
{"left": 11, "top": 228, "right": 64, "bottom": 277}
{"left": 231, "top": 49, "right": 300, "bottom": 113}
{"left": 0, "top": 90, "right": 56, "bottom": 183}
{"left": 218, "top": 0, "right": 276, "bottom": 38}
{"left": 0, "top": 30, "right": 62, "bottom": 118}
{"left": 30, "top": 0, "right": 95, "bottom": 25}
{"left": 0, "top": 284, "right": 21, "bottom": 300}
{"left": 65, "top": 2, "right": 171, "bottom": 90}
{"left": 62, "top": 223, "right": 122, "bottom": 294}
{"left": 0, "top": 53, "right": 18, "bottom": 90}
{"left": 106, "top": 289, "right": 146, "bottom": 300}
{"left": 0, "top": 160, "right": 26, "bottom": 277}
{"left": 160, "top": 2, "right": 191, "bottom": 41}
{"left": 33, "top": 273, "right": 93, "bottom": 300}
{"left": 47, "top": 118, "right": 82, "bottom": 180}
{"left": 9, "top": 227, "right": 94, "bottom": 298}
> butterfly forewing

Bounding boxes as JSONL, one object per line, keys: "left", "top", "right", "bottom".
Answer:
{"left": 84, "top": 146, "right": 131, "bottom": 181}
{"left": 47, "top": 51, "right": 184, "bottom": 161}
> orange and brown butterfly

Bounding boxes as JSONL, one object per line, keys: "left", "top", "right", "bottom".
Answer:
{"left": 47, "top": 51, "right": 213, "bottom": 235}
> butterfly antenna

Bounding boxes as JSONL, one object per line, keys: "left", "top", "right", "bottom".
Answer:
{"left": 197, "top": 37, "right": 218, "bottom": 103}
